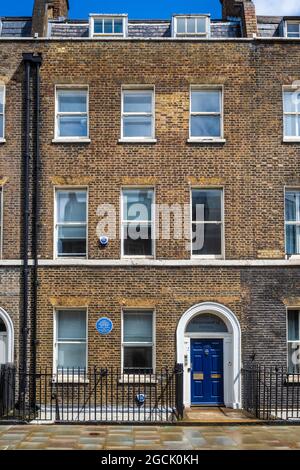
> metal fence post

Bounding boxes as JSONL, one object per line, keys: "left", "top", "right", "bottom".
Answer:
{"left": 175, "top": 363, "right": 184, "bottom": 420}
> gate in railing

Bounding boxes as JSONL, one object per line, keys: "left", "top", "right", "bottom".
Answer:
{"left": 242, "top": 365, "right": 300, "bottom": 421}
{"left": 0, "top": 364, "right": 184, "bottom": 424}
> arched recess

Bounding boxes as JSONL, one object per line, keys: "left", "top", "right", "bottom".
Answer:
{"left": 0, "top": 307, "right": 14, "bottom": 363}
{"left": 176, "top": 302, "right": 241, "bottom": 409}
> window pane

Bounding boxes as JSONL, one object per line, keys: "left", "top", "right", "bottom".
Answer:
{"left": 288, "top": 343, "right": 300, "bottom": 373}
{"left": 197, "top": 17, "right": 206, "bottom": 33}
{"left": 123, "top": 92, "right": 152, "bottom": 113}
{"left": 177, "top": 18, "right": 185, "bottom": 33}
{"left": 123, "top": 224, "right": 152, "bottom": 256}
{"left": 57, "top": 226, "right": 86, "bottom": 256}
{"left": 192, "top": 189, "right": 222, "bottom": 222}
{"left": 58, "top": 115, "right": 88, "bottom": 137}
{"left": 57, "top": 343, "right": 86, "bottom": 369}
{"left": 191, "top": 115, "right": 221, "bottom": 137}
{"left": 58, "top": 238, "right": 86, "bottom": 256}
{"left": 284, "top": 91, "right": 299, "bottom": 113}
{"left": 288, "top": 311, "right": 300, "bottom": 341}
{"left": 58, "top": 90, "right": 87, "bottom": 113}
{"left": 284, "top": 115, "right": 298, "bottom": 137}
{"left": 123, "top": 189, "right": 153, "bottom": 221}
{"left": 0, "top": 115, "right": 3, "bottom": 139}
{"left": 124, "top": 312, "right": 153, "bottom": 342}
{"left": 186, "top": 313, "right": 228, "bottom": 333}
{"left": 58, "top": 225, "right": 87, "bottom": 239}
{"left": 287, "top": 23, "right": 300, "bottom": 34}
{"left": 192, "top": 223, "right": 222, "bottom": 255}
{"left": 114, "top": 19, "right": 123, "bottom": 33}
{"left": 104, "top": 19, "right": 113, "bottom": 34}
{"left": 0, "top": 89, "right": 4, "bottom": 114}
{"left": 191, "top": 90, "right": 220, "bottom": 113}
{"left": 57, "top": 191, "right": 86, "bottom": 223}
{"left": 124, "top": 346, "right": 152, "bottom": 372}
{"left": 123, "top": 115, "right": 152, "bottom": 138}
{"left": 57, "top": 310, "right": 86, "bottom": 340}
{"left": 285, "top": 191, "right": 299, "bottom": 222}
{"left": 0, "top": 317, "right": 6, "bottom": 332}
{"left": 187, "top": 17, "right": 196, "bottom": 33}
{"left": 286, "top": 224, "right": 300, "bottom": 255}
{"left": 94, "top": 19, "right": 103, "bottom": 34}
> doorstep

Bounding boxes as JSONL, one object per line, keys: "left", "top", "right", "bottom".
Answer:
{"left": 182, "top": 407, "right": 259, "bottom": 424}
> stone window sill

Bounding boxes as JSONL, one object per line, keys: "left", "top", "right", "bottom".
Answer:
{"left": 187, "top": 138, "right": 226, "bottom": 144}
{"left": 118, "top": 138, "right": 157, "bottom": 144}
{"left": 283, "top": 138, "right": 300, "bottom": 143}
{"left": 286, "top": 375, "right": 300, "bottom": 385}
{"left": 0, "top": 138, "right": 6, "bottom": 144}
{"left": 52, "top": 376, "right": 89, "bottom": 384}
{"left": 52, "top": 138, "right": 91, "bottom": 144}
{"left": 191, "top": 255, "right": 224, "bottom": 260}
{"left": 118, "top": 375, "right": 158, "bottom": 384}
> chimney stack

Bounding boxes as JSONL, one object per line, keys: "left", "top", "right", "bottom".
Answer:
{"left": 31, "top": 0, "right": 69, "bottom": 37}
{"left": 220, "top": 0, "right": 257, "bottom": 38}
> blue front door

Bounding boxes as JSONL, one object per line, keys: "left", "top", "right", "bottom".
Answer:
{"left": 191, "top": 339, "right": 224, "bottom": 405}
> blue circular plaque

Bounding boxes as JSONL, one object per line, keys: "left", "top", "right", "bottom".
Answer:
{"left": 96, "top": 317, "right": 113, "bottom": 335}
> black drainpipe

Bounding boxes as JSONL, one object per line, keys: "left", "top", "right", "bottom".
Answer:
{"left": 21, "top": 53, "right": 42, "bottom": 403}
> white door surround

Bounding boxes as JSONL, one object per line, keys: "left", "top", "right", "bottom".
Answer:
{"left": 0, "top": 307, "right": 14, "bottom": 364}
{"left": 0, "top": 333, "right": 8, "bottom": 364}
{"left": 176, "top": 302, "right": 241, "bottom": 409}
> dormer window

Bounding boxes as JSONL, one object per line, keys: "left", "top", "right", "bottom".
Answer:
{"left": 172, "top": 15, "right": 210, "bottom": 38}
{"left": 90, "top": 14, "right": 128, "bottom": 38}
{"left": 285, "top": 21, "right": 300, "bottom": 38}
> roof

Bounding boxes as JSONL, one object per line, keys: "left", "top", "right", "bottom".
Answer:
{"left": 49, "top": 19, "right": 242, "bottom": 39}
{"left": 0, "top": 18, "right": 32, "bottom": 37}
{"left": 0, "top": 15, "right": 299, "bottom": 39}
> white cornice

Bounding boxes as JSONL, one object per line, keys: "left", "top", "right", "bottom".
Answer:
{"left": 1, "top": 258, "right": 300, "bottom": 267}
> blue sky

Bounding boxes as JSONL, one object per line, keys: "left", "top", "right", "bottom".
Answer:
{"left": 1, "top": 1, "right": 300, "bottom": 19}
{"left": 0, "top": 1, "right": 221, "bottom": 19}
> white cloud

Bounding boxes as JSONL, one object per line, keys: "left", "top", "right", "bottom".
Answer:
{"left": 253, "top": 0, "right": 300, "bottom": 16}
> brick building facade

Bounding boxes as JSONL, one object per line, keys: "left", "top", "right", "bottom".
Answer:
{"left": 0, "top": 0, "right": 300, "bottom": 410}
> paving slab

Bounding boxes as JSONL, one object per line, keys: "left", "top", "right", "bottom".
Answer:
{"left": 0, "top": 424, "right": 300, "bottom": 450}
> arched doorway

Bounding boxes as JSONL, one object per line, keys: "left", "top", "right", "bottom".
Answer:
{"left": 0, "top": 308, "right": 14, "bottom": 364}
{"left": 176, "top": 302, "right": 241, "bottom": 409}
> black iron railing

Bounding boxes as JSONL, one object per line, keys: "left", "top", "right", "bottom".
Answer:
{"left": 242, "top": 365, "right": 300, "bottom": 421}
{"left": 0, "top": 364, "right": 184, "bottom": 423}
{"left": 0, "top": 364, "right": 16, "bottom": 419}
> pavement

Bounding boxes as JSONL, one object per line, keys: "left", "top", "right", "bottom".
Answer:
{"left": 1, "top": 424, "right": 300, "bottom": 450}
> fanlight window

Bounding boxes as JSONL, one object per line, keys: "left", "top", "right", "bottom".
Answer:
{"left": 186, "top": 313, "right": 228, "bottom": 333}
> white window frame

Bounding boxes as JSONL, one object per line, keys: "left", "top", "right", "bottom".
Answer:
{"left": 283, "top": 86, "right": 300, "bottom": 141}
{"left": 172, "top": 15, "right": 210, "bottom": 38}
{"left": 53, "top": 307, "right": 88, "bottom": 374}
{"left": 54, "top": 187, "right": 88, "bottom": 260}
{"left": 121, "top": 187, "right": 155, "bottom": 259}
{"left": 54, "top": 85, "right": 90, "bottom": 143}
{"left": 89, "top": 14, "right": 128, "bottom": 38}
{"left": 284, "top": 21, "right": 300, "bottom": 38}
{"left": 189, "top": 85, "right": 224, "bottom": 142}
{"left": 284, "top": 187, "right": 300, "bottom": 257}
{"left": 190, "top": 187, "right": 225, "bottom": 260}
{"left": 0, "top": 187, "right": 3, "bottom": 259}
{"left": 120, "top": 86, "right": 156, "bottom": 143}
{"left": 0, "top": 85, "right": 5, "bottom": 142}
{"left": 121, "top": 309, "right": 156, "bottom": 374}
{"left": 286, "top": 308, "right": 300, "bottom": 373}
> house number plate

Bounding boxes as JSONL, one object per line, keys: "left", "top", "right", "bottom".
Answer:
{"left": 193, "top": 373, "right": 204, "bottom": 380}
